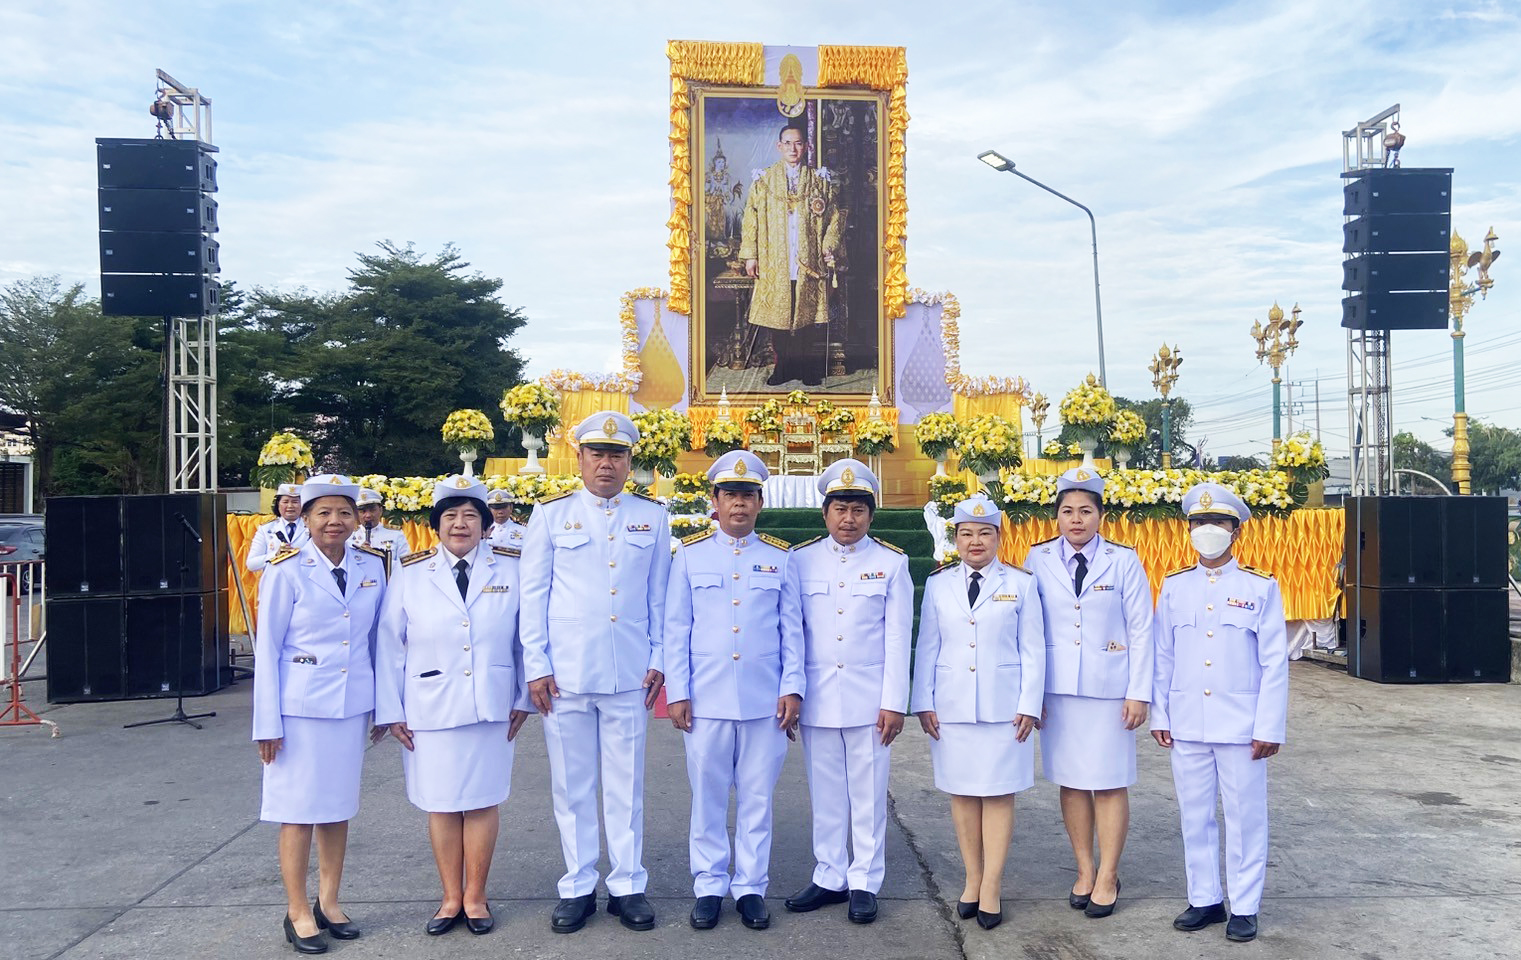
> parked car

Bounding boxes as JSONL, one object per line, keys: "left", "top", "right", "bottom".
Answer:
{"left": 0, "top": 519, "right": 44, "bottom": 593}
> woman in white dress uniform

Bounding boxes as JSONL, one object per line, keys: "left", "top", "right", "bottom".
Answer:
{"left": 375, "top": 476, "right": 531, "bottom": 937}
{"left": 253, "top": 475, "right": 388, "bottom": 955}
{"left": 1029, "top": 468, "right": 1153, "bottom": 919}
{"left": 912, "top": 495, "right": 1045, "bottom": 930}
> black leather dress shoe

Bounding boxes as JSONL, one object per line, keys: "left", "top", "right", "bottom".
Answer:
{"left": 426, "top": 908, "right": 463, "bottom": 936}
{"left": 312, "top": 899, "right": 359, "bottom": 940}
{"left": 690, "top": 895, "right": 722, "bottom": 929}
{"left": 736, "top": 894, "right": 770, "bottom": 929}
{"left": 464, "top": 905, "right": 494, "bottom": 936}
{"left": 847, "top": 889, "right": 878, "bottom": 924}
{"left": 1068, "top": 890, "right": 1091, "bottom": 910}
{"left": 956, "top": 900, "right": 978, "bottom": 919}
{"left": 1173, "top": 901, "right": 1228, "bottom": 931}
{"left": 608, "top": 892, "right": 656, "bottom": 931}
{"left": 283, "top": 915, "right": 328, "bottom": 955}
{"left": 1226, "top": 913, "right": 1258, "bottom": 942}
{"left": 551, "top": 894, "right": 597, "bottom": 934}
{"left": 784, "top": 883, "right": 850, "bottom": 912}
{"left": 1084, "top": 878, "right": 1121, "bottom": 918}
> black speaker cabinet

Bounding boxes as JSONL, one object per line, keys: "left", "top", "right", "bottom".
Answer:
{"left": 1341, "top": 290, "right": 1450, "bottom": 330}
{"left": 123, "top": 493, "right": 224, "bottom": 594}
{"left": 1443, "top": 589, "right": 1511, "bottom": 682}
{"left": 97, "top": 137, "right": 217, "bottom": 192}
{"left": 45, "top": 597, "right": 126, "bottom": 703}
{"left": 1342, "top": 168, "right": 1453, "bottom": 218}
{"left": 99, "top": 231, "right": 219, "bottom": 276}
{"left": 1348, "top": 587, "right": 1510, "bottom": 684}
{"left": 100, "top": 273, "right": 219, "bottom": 317}
{"left": 44, "top": 496, "right": 124, "bottom": 597}
{"left": 1344, "top": 497, "right": 1446, "bottom": 587}
{"left": 123, "top": 592, "right": 226, "bottom": 698}
{"left": 1441, "top": 496, "right": 1509, "bottom": 588}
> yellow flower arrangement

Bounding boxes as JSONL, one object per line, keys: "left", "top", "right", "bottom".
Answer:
{"left": 703, "top": 418, "right": 746, "bottom": 457}
{"left": 498, "top": 382, "right": 561, "bottom": 437}
{"left": 785, "top": 389, "right": 812, "bottom": 409}
{"left": 914, "top": 412, "right": 961, "bottom": 461}
{"left": 1059, "top": 373, "right": 1117, "bottom": 432}
{"left": 956, "top": 414, "right": 1022, "bottom": 475}
{"left": 977, "top": 466, "right": 1302, "bottom": 521}
{"left": 929, "top": 476, "right": 968, "bottom": 519}
{"left": 1108, "top": 410, "right": 1148, "bottom": 449}
{"left": 252, "top": 431, "right": 315, "bottom": 487}
{"left": 1273, "top": 431, "right": 1329, "bottom": 479}
{"left": 814, "top": 399, "right": 856, "bottom": 434}
{"left": 744, "top": 399, "right": 785, "bottom": 435}
{"left": 854, "top": 419, "right": 897, "bottom": 457}
{"left": 631, "top": 408, "right": 693, "bottom": 476}
{"left": 670, "top": 515, "right": 714, "bottom": 538}
{"left": 440, "top": 409, "right": 495, "bottom": 451}
{"left": 671, "top": 473, "right": 709, "bottom": 495}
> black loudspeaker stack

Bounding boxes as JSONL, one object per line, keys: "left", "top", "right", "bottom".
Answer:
{"left": 96, "top": 137, "right": 220, "bottom": 317}
{"left": 46, "top": 494, "right": 228, "bottom": 703}
{"left": 1343, "top": 496, "right": 1510, "bottom": 683}
{"left": 1340, "top": 167, "right": 1452, "bottom": 331}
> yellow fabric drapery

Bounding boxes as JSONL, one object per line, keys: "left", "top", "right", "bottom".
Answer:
{"left": 996, "top": 509, "right": 1344, "bottom": 621}
{"left": 666, "top": 41, "right": 766, "bottom": 316}
{"left": 686, "top": 404, "right": 900, "bottom": 446}
{"left": 546, "top": 389, "right": 632, "bottom": 460}
{"left": 952, "top": 393, "right": 1026, "bottom": 424}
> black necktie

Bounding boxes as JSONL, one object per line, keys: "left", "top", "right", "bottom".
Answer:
{"left": 286, "top": 522, "right": 296, "bottom": 542}
{"left": 364, "top": 525, "right": 372, "bottom": 545}
{"left": 455, "top": 559, "right": 469, "bottom": 600}
{"left": 331, "top": 568, "right": 346, "bottom": 595}
{"left": 967, "top": 570, "right": 982, "bottom": 606}
{"left": 1073, "top": 553, "right": 1088, "bottom": 595}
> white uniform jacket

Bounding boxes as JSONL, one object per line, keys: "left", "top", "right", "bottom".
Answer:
{"left": 246, "top": 517, "right": 311, "bottom": 572}
{"left": 252, "top": 541, "right": 386, "bottom": 740}
{"left": 663, "top": 529, "right": 805, "bottom": 720}
{"left": 910, "top": 560, "right": 1046, "bottom": 722}
{"left": 1029, "top": 535, "right": 1154, "bottom": 702}
{"left": 487, "top": 520, "right": 527, "bottom": 551}
{"left": 348, "top": 525, "right": 411, "bottom": 570}
{"left": 1152, "top": 558, "right": 1289, "bottom": 745}
{"left": 374, "top": 541, "right": 529, "bottom": 731}
{"left": 519, "top": 489, "right": 672, "bottom": 695}
{"left": 793, "top": 536, "right": 912, "bottom": 728}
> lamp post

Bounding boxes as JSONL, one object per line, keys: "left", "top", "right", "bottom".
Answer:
{"left": 1250, "top": 302, "right": 1303, "bottom": 454}
{"left": 1448, "top": 227, "right": 1501, "bottom": 495}
{"left": 977, "top": 149, "right": 1107, "bottom": 387}
{"left": 1149, "top": 344, "right": 1183, "bottom": 468}
{"left": 1028, "top": 392, "right": 1050, "bottom": 458}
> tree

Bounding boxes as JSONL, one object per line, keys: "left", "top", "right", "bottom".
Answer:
{"left": 1216, "top": 454, "right": 1266, "bottom": 471}
{"left": 1392, "top": 431, "right": 1450, "bottom": 492}
{"left": 1049, "top": 394, "right": 1193, "bottom": 469}
{"left": 1464, "top": 420, "right": 1521, "bottom": 494}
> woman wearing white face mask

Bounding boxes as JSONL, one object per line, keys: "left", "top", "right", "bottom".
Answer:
{"left": 1027, "top": 468, "right": 1154, "bottom": 919}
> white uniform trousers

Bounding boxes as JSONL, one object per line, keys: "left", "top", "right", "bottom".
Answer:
{"left": 684, "top": 716, "right": 789, "bottom": 898}
{"left": 541, "top": 688, "right": 649, "bottom": 897}
{"left": 801, "top": 723, "right": 891, "bottom": 893}
{"left": 1170, "top": 739, "right": 1269, "bottom": 915}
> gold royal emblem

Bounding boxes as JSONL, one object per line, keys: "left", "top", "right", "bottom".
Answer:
{"left": 972, "top": 503, "right": 986, "bottom": 517}
{"left": 1199, "top": 491, "right": 1214, "bottom": 509}
{"left": 734, "top": 458, "right": 747, "bottom": 476}
{"left": 603, "top": 416, "right": 618, "bottom": 437}
{"left": 1075, "top": 469, "right": 1091, "bottom": 481}
{"left": 841, "top": 467, "right": 856, "bottom": 486}
{"left": 455, "top": 477, "right": 470, "bottom": 488}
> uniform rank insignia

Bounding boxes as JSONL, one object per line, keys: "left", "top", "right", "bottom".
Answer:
{"left": 269, "top": 547, "right": 300, "bottom": 565}
{"left": 1227, "top": 597, "right": 1256, "bottom": 610}
{"left": 359, "top": 579, "right": 378, "bottom": 588}
{"left": 860, "top": 571, "right": 886, "bottom": 580}
{"left": 626, "top": 523, "right": 652, "bottom": 532}
{"left": 482, "top": 585, "right": 511, "bottom": 593}
{"left": 1092, "top": 583, "right": 1114, "bottom": 591}
{"left": 993, "top": 593, "right": 1018, "bottom": 602}
{"left": 753, "top": 564, "right": 779, "bottom": 574}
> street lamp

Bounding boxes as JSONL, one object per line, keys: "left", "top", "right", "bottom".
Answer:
{"left": 1149, "top": 344, "right": 1183, "bottom": 468}
{"left": 1028, "top": 392, "right": 1050, "bottom": 457}
{"left": 978, "top": 149, "right": 1107, "bottom": 386}
{"left": 1448, "top": 227, "right": 1501, "bottom": 495}
{"left": 1249, "top": 302, "right": 1303, "bottom": 454}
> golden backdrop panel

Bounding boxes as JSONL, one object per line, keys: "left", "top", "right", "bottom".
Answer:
{"left": 548, "top": 389, "right": 632, "bottom": 460}
{"left": 226, "top": 514, "right": 268, "bottom": 634}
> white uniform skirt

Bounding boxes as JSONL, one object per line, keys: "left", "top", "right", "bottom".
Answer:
{"left": 402, "top": 721, "right": 514, "bottom": 813}
{"left": 1040, "top": 693, "right": 1136, "bottom": 790}
{"left": 261, "top": 714, "right": 368, "bottom": 824}
{"left": 929, "top": 720, "right": 1034, "bottom": 796}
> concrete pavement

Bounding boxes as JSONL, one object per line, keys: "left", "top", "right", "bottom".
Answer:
{"left": 3, "top": 661, "right": 1519, "bottom": 960}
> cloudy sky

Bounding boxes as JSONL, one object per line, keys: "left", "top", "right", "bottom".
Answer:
{"left": 3, "top": 0, "right": 1518, "bottom": 462}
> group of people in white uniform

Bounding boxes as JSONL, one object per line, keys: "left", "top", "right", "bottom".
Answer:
{"left": 249, "top": 410, "right": 1288, "bottom": 955}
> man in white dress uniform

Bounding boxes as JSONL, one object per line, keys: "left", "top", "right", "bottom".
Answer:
{"left": 783, "top": 459, "right": 912, "bottom": 924}
{"left": 485, "top": 488, "right": 527, "bottom": 551}
{"left": 664, "top": 450, "right": 804, "bottom": 931}
{"left": 246, "top": 483, "right": 309, "bottom": 571}
{"left": 349, "top": 487, "right": 411, "bottom": 574}
{"left": 520, "top": 411, "right": 672, "bottom": 934}
{"left": 1152, "top": 482, "right": 1289, "bottom": 944}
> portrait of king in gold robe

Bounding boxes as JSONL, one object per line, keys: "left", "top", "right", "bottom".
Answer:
{"left": 739, "top": 121, "right": 845, "bottom": 387}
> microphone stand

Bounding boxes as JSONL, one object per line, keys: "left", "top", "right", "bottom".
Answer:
{"left": 125, "top": 512, "right": 216, "bottom": 730}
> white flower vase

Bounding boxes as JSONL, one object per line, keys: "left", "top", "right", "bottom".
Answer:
{"left": 1112, "top": 447, "right": 1132, "bottom": 470}
{"left": 458, "top": 447, "right": 478, "bottom": 477}
{"left": 1077, "top": 436, "right": 1099, "bottom": 470}
{"left": 519, "top": 430, "right": 546, "bottom": 476}
{"left": 632, "top": 465, "right": 656, "bottom": 487}
{"left": 977, "top": 467, "right": 1001, "bottom": 489}
{"left": 934, "top": 453, "right": 948, "bottom": 477}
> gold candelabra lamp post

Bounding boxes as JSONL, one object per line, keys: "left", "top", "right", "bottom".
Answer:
{"left": 1028, "top": 392, "right": 1050, "bottom": 458}
{"left": 1149, "top": 344, "right": 1183, "bottom": 468}
{"left": 1448, "top": 227, "right": 1501, "bottom": 495}
{"left": 1250, "top": 302, "right": 1303, "bottom": 454}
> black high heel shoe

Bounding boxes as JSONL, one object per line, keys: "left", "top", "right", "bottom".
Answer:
{"left": 956, "top": 900, "right": 977, "bottom": 920}
{"left": 283, "top": 915, "right": 328, "bottom": 955}
{"left": 1068, "top": 890, "right": 1092, "bottom": 910}
{"left": 976, "top": 908, "right": 1003, "bottom": 930}
{"left": 1084, "top": 879, "right": 1121, "bottom": 918}
{"left": 313, "top": 899, "right": 360, "bottom": 940}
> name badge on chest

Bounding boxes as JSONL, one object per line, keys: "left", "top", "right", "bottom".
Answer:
{"left": 1092, "top": 583, "right": 1114, "bottom": 592}
{"left": 992, "top": 593, "right": 1018, "bottom": 602}
{"left": 482, "top": 585, "right": 511, "bottom": 594}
